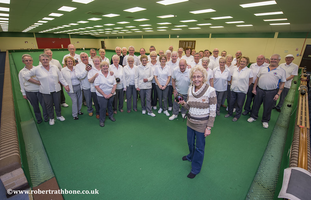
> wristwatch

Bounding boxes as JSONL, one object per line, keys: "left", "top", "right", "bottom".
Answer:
{"left": 206, "top": 127, "right": 211, "bottom": 130}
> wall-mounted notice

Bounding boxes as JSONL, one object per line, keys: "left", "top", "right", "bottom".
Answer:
{"left": 284, "top": 50, "right": 288, "bottom": 53}
{"left": 296, "top": 48, "right": 298, "bottom": 51}
{"left": 25, "top": 41, "right": 28, "bottom": 43}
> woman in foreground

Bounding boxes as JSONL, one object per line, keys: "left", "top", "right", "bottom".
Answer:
{"left": 178, "top": 65, "right": 217, "bottom": 179}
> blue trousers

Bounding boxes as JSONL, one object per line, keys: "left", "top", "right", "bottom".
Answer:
{"left": 186, "top": 126, "right": 206, "bottom": 175}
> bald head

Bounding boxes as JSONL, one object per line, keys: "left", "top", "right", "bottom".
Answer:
{"left": 235, "top": 51, "right": 242, "bottom": 58}
{"left": 213, "top": 48, "right": 219, "bottom": 57}
{"left": 68, "top": 44, "right": 76, "bottom": 55}
{"left": 256, "top": 54, "right": 265, "bottom": 66}
{"left": 179, "top": 59, "right": 187, "bottom": 72}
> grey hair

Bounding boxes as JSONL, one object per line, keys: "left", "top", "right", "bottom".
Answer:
{"left": 271, "top": 54, "right": 281, "bottom": 60}
{"left": 127, "top": 55, "right": 134, "bottom": 62}
{"left": 112, "top": 54, "right": 120, "bottom": 61}
{"left": 115, "top": 46, "right": 121, "bottom": 51}
{"left": 128, "top": 46, "right": 135, "bottom": 51}
{"left": 22, "top": 54, "right": 32, "bottom": 61}
{"left": 201, "top": 57, "right": 210, "bottom": 64}
{"left": 39, "top": 53, "right": 49, "bottom": 60}
{"left": 80, "top": 52, "right": 88, "bottom": 57}
{"left": 165, "top": 50, "right": 171, "bottom": 55}
{"left": 171, "top": 51, "right": 178, "bottom": 56}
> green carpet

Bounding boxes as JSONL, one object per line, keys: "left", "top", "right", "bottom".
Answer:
{"left": 11, "top": 50, "right": 280, "bottom": 200}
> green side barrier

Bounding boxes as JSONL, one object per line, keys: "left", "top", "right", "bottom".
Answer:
{"left": 246, "top": 70, "right": 301, "bottom": 199}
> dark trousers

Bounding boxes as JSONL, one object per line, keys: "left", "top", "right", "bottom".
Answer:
{"left": 42, "top": 91, "right": 61, "bottom": 119}
{"left": 97, "top": 95, "right": 114, "bottom": 123}
{"left": 126, "top": 85, "right": 137, "bottom": 111}
{"left": 140, "top": 89, "right": 152, "bottom": 113}
{"left": 91, "top": 92, "right": 100, "bottom": 115}
{"left": 113, "top": 89, "right": 124, "bottom": 111}
{"left": 168, "top": 85, "right": 173, "bottom": 107}
{"left": 60, "top": 85, "right": 66, "bottom": 104}
{"left": 216, "top": 91, "right": 227, "bottom": 114}
{"left": 26, "top": 91, "right": 48, "bottom": 122}
{"left": 244, "top": 83, "right": 254, "bottom": 113}
{"left": 276, "top": 87, "right": 290, "bottom": 109}
{"left": 186, "top": 126, "right": 206, "bottom": 175}
{"left": 226, "top": 84, "right": 231, "bottom": 106}
{"left": 228, "top": 91, "right": 246, "bottom": 119}
{"left": 151, "top": 83, "right": 158, "bottom": 107}
{"left": 251, "top": 87, "right": 278, "bottom": 123}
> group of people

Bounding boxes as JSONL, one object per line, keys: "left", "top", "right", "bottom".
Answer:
{"left": 18, "top": 43, "right": 298, "bottom": 178}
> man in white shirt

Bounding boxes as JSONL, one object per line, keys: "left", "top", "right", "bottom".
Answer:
{"left": 123, "top": 46, "right": 139, "bottom": 66}
{"left": 169, "top": 59, "right": 190, "bottom": 120}
{"left": 275, "top": 54, "right": 299, "bottom": 112}
{"left": 243, "top": 55, "right": 268, "bottom": 115}
{"left": 75, "top": 52, "right": 93, "bottom": 116}
{"left": 62, "top": 44, "right": 80, "bottom": 67}
{"left": 248, "top": 54, "right": 286, "bottom": 128}
{"left": 121, "top": 47, "right": 127, "bottom": 65}
{"left": 138, "top": 48, "right": 146, "bottom": 65}
{"left": 148, "top": 45, "right": 159, "bottom": 61}
{"left": 110, "top": 46, "right": 124, "bottom": 66}
{"left": 159, "top": 50, "right": 164, "bottom": 56}
{"left": 169, "top": 46, "right": 173, "bottom": 52}
{"left": 221, "top": 50, "right": 227, "bottom": 58}
{"left": 232, "top": 50, "right": 242, "bottom": 65}
{"left": 210, "top": 48, "right": 220, "bottom": 68}
{"left": 190, "top": 53, "right": 202, "bottom": 68}
{"left": 88, "top": 48, "right": 97, "bottom": 64}
{"left": 203, "top": 49, "right": 211, "bottom": 58}
{"left": 177, "top": 48, "right": 183, "bottom": 61}
{"left": 44, "top": 49, "right": 68, "bottom": 108}
{"left": 191, "top": 49, "right": 196, "bottom": 56}
{"left": 181, "top": 47, "right": 194, "bottom": 64}
{"left": 167, "top": 51, "right": 179, "bottom": 111}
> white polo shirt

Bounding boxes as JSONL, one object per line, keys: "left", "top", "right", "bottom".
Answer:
{"left": 39, "top": 59, "right": 62, "bottom": 71}
{"left": 18, "top": 66, "right": 40, "bottom": 95}
{"left": 206, "top": 68, "right": 214, "bottom": 84}
{"left": 210, "top": 56, "right": 220, "bottom": 68}
{"left": 208, "top": 59, "right": 216, "bottom": 70}
{"left": 94, "top": 71, "right": 116, "bottom": 97}
{"left": 62, "top": 53, "right": 81, "bottom": 65}
{"left": 249, "top": 62, "right": 269, "bottom": 83}
{"left": 135, "top": 64, "right": 154, "bottom": 89}
{"left": 100, "top": 57, "right": 110, "bottom": 64}
{"left": 189, "top": 60, "right": 202, "bottom": 68}
{"left": 148, "top": 62, "right": 160, "bottom": 84}
{"left": 213, "top": 67, "right": 231, "bottom": 92}
{"left": 172, "top": 67, "right": 190, "bottom": 95}
{"left": 88, "top": 67, "right": 101, "bottom": 92}
{"left": 257, "top": 66, "right": 286, "bottom": 90}
{"left": 147, "top": 55, "right": 159, "bottom": 62}
{"left": 75, "top": 62, "right": 92, "bottom": 90}
{"left": 123, "top": 65, "right": 137, "bottom": 87}
{"left": 123, "top": 55, "right": 140, "bottom": 66}
{"left": 278, "top": 62, "right": 298, "bottom": 88}
{"left": 109, "top": 64, "right": 124, "bottom": 90}
{"left": 231, "top": 67, "right": 253, "bottom": 94}
{"left": 181, "top": 55, "right": 194, "bottom": 64}
{"left": 154, "top": 65, "right": 172, "bottom": 86}
{"left": 167, "top": 60, "right": 179, "bottom": 85}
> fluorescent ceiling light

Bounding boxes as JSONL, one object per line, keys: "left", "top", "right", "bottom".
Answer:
{"left": 143, "top": 27, "right": 152, "bottom": 29}
{"left": 114, "top": 27, "right": 123, "bottom": 29}
{"left": 38, "top": 20, "right": 48, "bottom": 23}
{"left": 58, "top": 6, "right": 76, "bottom": 12}
{"left": 0, "top": 20, "right": 8, "bottom": 23}
{"left": 146, "top": 30, "right": 154, "bottom": 32}
{"left": 0, "top": 7, "right": 9, "bottom": 11}
{"left": 103, "top": 13, "right": 120, "bottom": 17}
{"left": 0, "top": 17, "right": 8, "bottom": 20}
{"left": 190, "top": 9, "right": 216, "bottom": 14}
{"left": 117, "top": 21, "right": 129, "bottom": 24}
{"left": 125, "top": 26, "right": 135, "bottom": 28}
{"left": 77, "top": 21, "right": 89, "bottom": 23}
{"left": 43, "top": 17, "right": 54, "bottom": 20}
{"left": 189, "top": 27, "right": 201, "bottom": 29}
{"left": 69, "top": 23, "right": 78, "bottom": 25}
{"left": 72, "top": 0, "right": 94, "bottom": 4}
{"left": 0, "top": 0, "right": 10, "bottom": 4}
{"left": 105, "top": 28, "right": 112, "bottom": 30}
{"left": 139, "top": 24, "right": 151, "bottom": 26}
{"left": 104, "top": 23, "right": 114, "bottom": 26}
{"left": 97, "top": 29, "right": 104, "bottom": 31}
{"left": 236, "top": 24, "right": 253, "bottom": 27}
{"left": 197, "top": 23, "right": 211, "bottom": 26}
{"left": 226, "top": 21, "right": 244, "bottom": 24}
{"left": 175, "top": 25, "right": 187, "bottom": 27}
{"left": 180, "top": 19, "right": 197, "bottom": 23}
{"left": 0, "top": 13, "right": 9, "bottom": 17}
{"left": 254, "top": 11, "right": 283, "bottom": 16}
{"left": 118, "top": 32, "right": 124, "bottom": 33}
{"left": 172, "top": 28, "right": 182, "bottom": 30}
{"left": 124, "top": 7, "right": 146, "bottom": 13}
{"left": 34, "top": 23, "right": 43, "bottom": 25}
{"left": 131, "top": 29, "right": 139, "bottom": 30}
{"left": 85, "top": 27, "right": 93, "bottom": 29}
{"left": 88, "top": 18, "right": 101, "bottom": 21}
{"left": 158, "top": 26, "right": 168, "bottom": 29}
{"left": 79, "top": 28, "right": 85, "bottom": 29}
{"left": 240, "top": 1, "right": 276, "bottom": 8}
{"left": 157, "top": 0, "right": 188, "bottom": 6}
{"left": 157, "top": 22, "right": 171, "bottom": 25}
{"left": 135, "top": 31, "right": 142, "bottom": 32}
{"left": 126, "top": 32, "right": 132, "bottom": 33}
{"left": 49, "top": 13, "right": 63, "bottom": 17}
{"left": 157, "top": 29, "right": 166, "bottom": 31}
{"left": 211, "top": 16, "right": 232, "bottom": 20}
{"left": 210, "top": 26, "right": 224, "bottom": 28}
{"left": 94, "top": 25, "right": 103, "bottom": 27}
{"left": 270, "top": 23, "right": 290, "bottom": 25}
{"left": 134, "top": 18, "right": 149, "bottom": 22}
{"left": 264, "top": 18, "right": 287, "bottom": 21}
{"left": 157, "top": 15, "right": 175, "bottom": 18}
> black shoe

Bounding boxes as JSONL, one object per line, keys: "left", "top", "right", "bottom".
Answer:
{"left": 182, "top": 156, "right": 188, "bottom": 161}
{"left": 100, "top": 122, "right": 105, "bottom": 127}
{"left": 187, "top": 172, "right": 196, "bottom": 179}
{"left": 109, "top": 117, "right": 116, "bottom": 122}
{"left": 242, "top": 110, "right": 249, "bottom": 115}
{"left": 44, "top": 119, "right": 49, "bottom": 122}
{"left": 78, "top": 112, "right": 83, "bottom": 115}
{"left": 73, "top": 117, "right": 79, "bottom": 120}
{"left": 37, "top": 120, "right": 43, "bottom": 124}
{"left": 275, "top": 107, "right": 281, "bottom": 112}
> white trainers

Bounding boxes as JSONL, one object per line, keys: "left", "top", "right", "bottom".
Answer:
{"left": 182, "top": 114, "right": 186, "bottom": 119}
{"left": 163, "top": 110, "right": 170, "bottom": 116}
{"left": 125, "top": 99, "right": 127, "bottom": 102}
{"left": 233, "top": 108, "right": 236, "bottom": 112}
{"left": 226, "top": 107, "right": 228, "bottom": 111}
{"left": 168, "top": 107, "right": 172, "bottom": 111}
{"left": 57, "top": 116, "right": 65, "bottom": 121}
{"left": 263, "top": 122, "right": 269, "bottom": 128}
{"left": 169, "top": 114, "right": 178, "bottom": 120}
{"left": 49, "top": 119, "right": 55, "bottom": 125}
{"left": 61, "top": 103, "right": 69, "bottom": 107}
{"left": 153, "top": 106, "right": 157, "bottom": 110}
{"left": 179, "top": 108, "right": 181, "bottom": 113}
{"left": 142, "top": 110, "right": 146, "bottom": 114}
{"left": 158, "top": 108, "right": 163, "bottom": 113}
{"left": 247, "top": 117, "right": 256, "bottom": 123}
{"left": 148, "top": 112, "right": 156, "bottom": 117}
